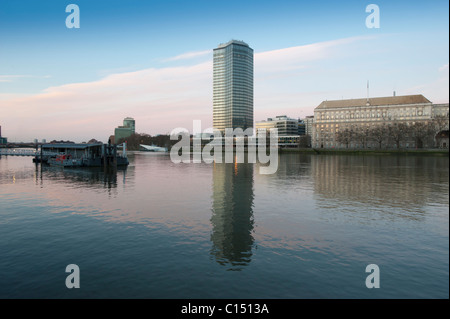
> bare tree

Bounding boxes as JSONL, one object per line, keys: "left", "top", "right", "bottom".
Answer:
{"left": 336, "top": 127, "right": 354, "bottom": 149}
{"left": 353, "top": 126, "right": 371, "bottom": 149}
{"left": 370, "top": 124, "right": 387, "bottom": 149}
{"left": 298, "top": 135, "right": 311, "bottom": 148}
{"left": 433, "top": 114, "right": 450, "bottom": 133}
{"left": 410, "top": 121, "right": 435, "bottom": 148}
{"left": 387, "top": 121, "right": 409, "bottom": 149}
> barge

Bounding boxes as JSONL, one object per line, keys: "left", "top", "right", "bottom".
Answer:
{"left": 35, "top": 142, "right": 129, "bottom": 168}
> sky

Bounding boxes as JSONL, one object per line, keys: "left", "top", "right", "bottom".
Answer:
{"left": 0, "top": 0, "right": 448, "bottom": 142}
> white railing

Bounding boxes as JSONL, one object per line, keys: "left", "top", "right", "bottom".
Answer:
{"left": 0, "top": 149, "right": 37, "bottom": 156}
{"left": 0, "top": 149, "right": 59, "bottom": 157}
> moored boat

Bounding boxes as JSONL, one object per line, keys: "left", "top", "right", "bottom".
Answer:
{"left": 37, "top": 142, "right": 129, "bottom": 168}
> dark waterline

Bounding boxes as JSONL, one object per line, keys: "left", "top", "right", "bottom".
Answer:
{"left": 0, "top": 153, "right": 448, "bottom": 298}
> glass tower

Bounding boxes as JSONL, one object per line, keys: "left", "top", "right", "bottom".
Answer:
{"left": 213, "top": 40, "right": 254, "bottom": 133}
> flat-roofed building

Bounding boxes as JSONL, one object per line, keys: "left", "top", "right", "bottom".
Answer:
{"left": 114, "top": 117, "right": 135, "bottom": 143}
{"left": 304, "top": 116, "right": 314, "bottom": 136}
{"left": 0, "top": 125, "right": 7, "bottom": 145}
{"left": 312, "top": 94, "right": 449, "bottom": 149}
{"left": 123, "top": 117, "right": 135, "bottom": 133}
{"left": 298, "top": 120, "right": 306, "bottom": 136}
{"left": 255, "top": 115, "right": 302, "bottom": 148}
{"left": 213, "top": 40, "right": 254, "bottom": 133}
{"left": 255, "top": 115, "right": 299, "bottom": 136}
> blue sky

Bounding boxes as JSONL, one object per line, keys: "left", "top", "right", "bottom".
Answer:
{"left": 0, "top": 0, "right": 448, "bottom": 141}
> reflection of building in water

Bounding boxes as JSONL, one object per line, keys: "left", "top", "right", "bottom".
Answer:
{"left": 211, "top": 162, "right": 255, "bottom": 270}
{"left": 271, "top": 153, "right": 312, "bottom": 179}
{"left": 35, "top": 164, "right": 125, "bottom": 194}
{"left": 311, "top": 155, "right": 448, "bottom": 218}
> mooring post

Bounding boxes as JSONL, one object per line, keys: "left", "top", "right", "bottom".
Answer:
{"left": 34, "top": 142, "right": 38, "bottom": 163}
{"left": 113, "top": 144, "right": 117, "bottom": 167}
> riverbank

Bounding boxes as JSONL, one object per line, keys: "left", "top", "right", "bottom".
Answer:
{"left": 280, "top": 148, "right": 450, "bottom": 156}
{"left": 164, "top": 146, "right": 449, "bottom": 157}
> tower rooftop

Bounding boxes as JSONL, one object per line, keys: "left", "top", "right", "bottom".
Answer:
{"left": 216, "top": 40, "right": 249, "bottom": 49}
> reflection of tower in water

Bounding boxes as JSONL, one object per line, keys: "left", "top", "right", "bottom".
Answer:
{"left": 210, "top": 162, "right": 255, "bottom": 270}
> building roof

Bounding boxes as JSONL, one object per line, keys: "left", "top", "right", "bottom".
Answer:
{"left": 216, "top": 40, "right": 250, "bottom": 49}
{"left": 316, "top": 94, "right": 431, "bottom": 109}
{"left": 257, "top": 115, "right": 298, "bottom": 123}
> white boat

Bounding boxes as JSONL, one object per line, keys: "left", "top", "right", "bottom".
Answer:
{"left": 139, "top": 144, "right": 167, "bottom": 152}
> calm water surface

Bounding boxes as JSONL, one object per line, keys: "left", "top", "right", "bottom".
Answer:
{"left": 0, "top": 152, "right": 448, "bottom": 298}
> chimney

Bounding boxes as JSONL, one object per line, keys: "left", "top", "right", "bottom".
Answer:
{"left": 393, "top": 91, "right": 396, "bottom": 97}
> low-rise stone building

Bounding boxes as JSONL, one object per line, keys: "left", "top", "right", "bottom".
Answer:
{"left": 312, "top": 95, "right": 449, "bottom": 149}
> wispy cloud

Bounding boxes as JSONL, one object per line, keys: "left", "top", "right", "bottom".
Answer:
{"left": 0, "top": 62, "right": 213, "bottom": 141}
{"left": 163, "top": 50, "right": 211, "bottom": 62}
{"left": 0, "top": 74, "right": 51, "bottom": 82}
{"left": 439, "top": 63, "right": 449, "bottom": 73}
{"left": 404, "top": 62, "right": 449, "bottom": 103}
{"left": 256, "top": 36, "right": 369, "bottom": 73}
{"left": 0, "top": 75, "right": 31, "bottom": 82}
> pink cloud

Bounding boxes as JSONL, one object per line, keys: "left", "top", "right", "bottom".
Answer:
{"left": 3, "top": 35, "right": 446, "bottom": 142}
{"left": 1, "top": 62, "right": 213, "bottom": 141}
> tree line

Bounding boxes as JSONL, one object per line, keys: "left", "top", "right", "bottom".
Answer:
{"left": 335, "top": 115, "right": 449, "bottom": 149}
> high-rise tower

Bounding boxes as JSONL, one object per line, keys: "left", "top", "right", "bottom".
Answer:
{"left": 213, "top": 40, "right": 254, "bottom": 133}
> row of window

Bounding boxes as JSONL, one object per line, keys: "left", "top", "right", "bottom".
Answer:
{"left": 316, "top": 109, "right": 427, "bottom": 120}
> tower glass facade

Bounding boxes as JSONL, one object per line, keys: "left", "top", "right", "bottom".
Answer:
{"left": 213, "top": 40, "right": 254, "bottom": 133}
{"left": 123, "top": 117, "right": 135, "bottom": 134}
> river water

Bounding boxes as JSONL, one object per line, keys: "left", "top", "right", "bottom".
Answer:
{"left": 0, "top": 152, "right": 448, "bottom": 298}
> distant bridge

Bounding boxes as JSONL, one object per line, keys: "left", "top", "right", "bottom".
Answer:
{"left": 0, "top": 149, "right": 37, "bottom": 156}
{"left": 0, "top": 149, "right": 58, "bottom": 157}
{"left": 5, "top": 143, "right": 42, "bottom": 148}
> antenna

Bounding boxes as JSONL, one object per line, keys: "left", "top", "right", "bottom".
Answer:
{"left": 367, "top": 80, "right": 369, "bottom": 101}
{"left": 366, "top": 80, "right": 370, "bottom": 106}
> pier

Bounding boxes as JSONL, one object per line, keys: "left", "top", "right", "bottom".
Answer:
{"left": 0, "top": 148, "right": 55, "bottom": 157}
